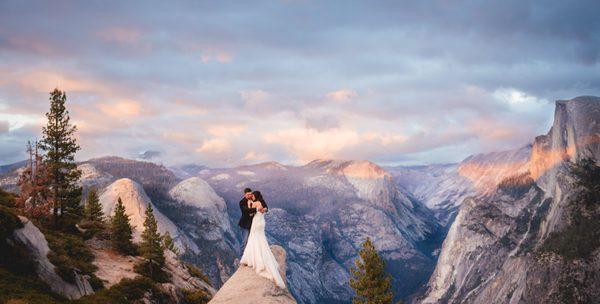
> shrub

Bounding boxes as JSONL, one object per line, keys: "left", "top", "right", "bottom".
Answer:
{"left": 0, "top": 239, "right": 37, "bottom": 276}
{"left": 181, "top": 288, "right": 212, "bottom": 304}
{"left": 74, "top": 277, "right": 168, "bottom": 304}
{"left": 0, "top": 268, "right": 65, "bottom": 304}
{"left": 78, "top": 220, "right": 108, "bottom": 240}
{"left": 133, "top": 260, "right": 171, "bottom": 283}
{"left": 0, "top": 205, "right": 23, "bottom": 240}
{"left": 44, "top": 230, "right": 97, "bottom": 284}
{"left": 87, "top": 274, "right": 105, "bottom": 291}
{"left": 0, "top": 188, "right": 17, "bottom": 207}
{"left": 163, "top": 231, "right": 179, "bottom": 255}
{"left": 185, "top": 263, "right": 212, "bottom": 286}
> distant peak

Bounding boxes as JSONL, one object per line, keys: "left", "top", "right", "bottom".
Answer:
{"left": 306, "top": 159, "right": 388, "bottom": 178}
{"left": 242, "top": 161, "right": 287, "bottom": 170}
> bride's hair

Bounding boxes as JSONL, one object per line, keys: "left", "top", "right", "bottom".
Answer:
{"left": 252, "top": 191, "right": 266, "bottom": 205}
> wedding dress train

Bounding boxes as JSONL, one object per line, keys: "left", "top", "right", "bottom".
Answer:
{"left": 239, "top": 210, "right": 286, "bottom": 288}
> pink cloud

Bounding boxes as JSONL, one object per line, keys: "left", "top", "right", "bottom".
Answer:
{"left": 196, "top": 138, "right": 232, "bottom": 154}
{"left": 264, "top": 127, "right": 362, "bottom": 162}
{"left": 96, "top": 99, "right": 143, "bottom": 118}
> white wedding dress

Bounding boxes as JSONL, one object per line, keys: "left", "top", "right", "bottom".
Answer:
{"left": 239, "top": 207, "right": 286, "bottom": 288}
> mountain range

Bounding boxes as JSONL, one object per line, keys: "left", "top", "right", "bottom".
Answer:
{"left": 0, "top": 96, "right": 598, "bottom": 303}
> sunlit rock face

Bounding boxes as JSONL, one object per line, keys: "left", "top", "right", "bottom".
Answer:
{"left": 530, "top": 96, "right": 600, "bottom": 187}
{"left": 199, "top": 160, "right": 443, "bottom": 303}
{"left": 420, "top": 96, "right": 600, "bottom": 304}
{"left": 388, "top": 144, "right": 531, "bottom": 227}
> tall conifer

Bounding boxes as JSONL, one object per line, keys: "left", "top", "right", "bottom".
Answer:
{"left": 39, "top": 89, "right": 82, "bottom": 222}
{"left": 110, "top": 197, "right": 135, "bottom": 254}
{"left": 139, "top": 204, "right": 165, "bottom": 277}
{"left": 350, "top": 238, "right": 395, "bottom": 304}
{"left": 84, "top": 188, "right": 104, "bottom": 222}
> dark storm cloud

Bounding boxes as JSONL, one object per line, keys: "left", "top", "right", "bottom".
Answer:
{"left": 0, "top": 0, "right": 599, "bottom": 166}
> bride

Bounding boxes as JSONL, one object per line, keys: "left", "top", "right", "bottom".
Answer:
{"left": 240, "top": 191, "right": 286, "bottom": 288}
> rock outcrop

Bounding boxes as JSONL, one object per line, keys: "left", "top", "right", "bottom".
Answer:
{"left": 12, "top": 216, "right": 94, "bottom": 300}
{"left": 209, "top": 245, "right": 296, "bottom": 304}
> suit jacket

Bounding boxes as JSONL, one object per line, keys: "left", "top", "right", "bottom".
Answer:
{"left": 238, "top": 198, "right": 269, "bottom": 230}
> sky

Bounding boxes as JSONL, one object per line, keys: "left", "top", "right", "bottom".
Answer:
{"left": 1, "top": 0, "right": 599, "bottom": 167}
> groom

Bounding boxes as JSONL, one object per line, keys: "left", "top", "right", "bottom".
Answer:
{"left": 238, "top": 188, "right": 267, "bottom": 253}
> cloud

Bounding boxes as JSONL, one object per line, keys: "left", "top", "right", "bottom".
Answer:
{"left": 1, "top": 69, "right": 112, "bottom": 95}
{"left": 207, "top": 124, "right": 247, "bottom": 137}
{"left": 97, "top": 99, "right": 143, "bottom": 118}
{"left": 200, "top": 51, "right": 233, "bottom": 63}
{"left": 1, "top": 0, "right": 599, "bottom": 166}
{"left": 243, "top": 150, "right": 269, "bottom": 162}
{"left": 96, "top": 27, "right": 141, "bottom": 45}
{"left": 304, "top": 114, "right": 340, "bottom": 131}
{"left": 326, "top": 89, "right": 358, "bottom": 103}
{"left": 264, "top": 128, "right": 361, "bottom": 162}
{"left": 196, "top": 138, "right": 232, "bottom": 154}
{"left": 241, "top": 90, "right": 270, "bottom": 108}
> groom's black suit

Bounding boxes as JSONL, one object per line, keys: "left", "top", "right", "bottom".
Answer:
{"left": 238, "top": 198, "right": 269, "bottom": 230}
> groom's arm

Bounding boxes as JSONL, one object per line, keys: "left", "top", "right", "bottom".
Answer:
{"left": 239, "top": 199, "right": 257, "bottom": 214}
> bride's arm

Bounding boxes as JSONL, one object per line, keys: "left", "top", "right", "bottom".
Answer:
{"left": 252, "top": 201, "right": 264, "bottom": 211}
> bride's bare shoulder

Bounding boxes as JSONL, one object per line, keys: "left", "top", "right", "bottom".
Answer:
{"left": 252, "top": 201, "right": 263, "bottom": 208}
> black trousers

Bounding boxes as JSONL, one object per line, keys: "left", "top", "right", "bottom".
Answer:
{"left": 240, "top": 228, "right": 250, "bottom": 254}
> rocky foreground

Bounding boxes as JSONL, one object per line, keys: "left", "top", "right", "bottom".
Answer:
{"left": 209, "top": 245, "right": 296, "bottom": 304}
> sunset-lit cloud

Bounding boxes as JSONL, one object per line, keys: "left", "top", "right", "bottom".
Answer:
{"left": 326, "top": 89, "right": 358, "bottom": 103}
{"left": 264, "top": 128, "right": 362, "bottom": 162}
{"left": 207, "top": 124, "right": 247, "bottom": 137}
{"left": 196, "top": 138, "right": 232, "bottom": 154}
{"left": 1, "top": 1, "right": 599, "bottom": 167}
{"left": 97, "top": 100, "right": 144, "bottom": 118}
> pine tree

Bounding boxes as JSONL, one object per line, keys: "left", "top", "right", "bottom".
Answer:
{"left": 84, "top": 188, "right": 104, "bottom": 222}
{"left": 39, "top": 89, "right": 82, "bottom": 223}
{"left": 139, "top": 204, "right": 165, "bottom": 278}
{"left": 162, "top": 231, "right": 178, "bottom": 255}
{"left": 110, "top": 197, "right": 135, "bottom": 254}
{"left": 350, "top": 238, "right": 395, "bottom": 304}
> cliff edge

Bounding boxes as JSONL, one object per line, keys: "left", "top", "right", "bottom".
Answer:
{"left": 209, "top": 245, "right": 297, "bottom": 304}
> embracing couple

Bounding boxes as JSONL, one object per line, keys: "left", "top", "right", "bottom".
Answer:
{"left": 238, "top": 188, "right": 285, "bottom": 288}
